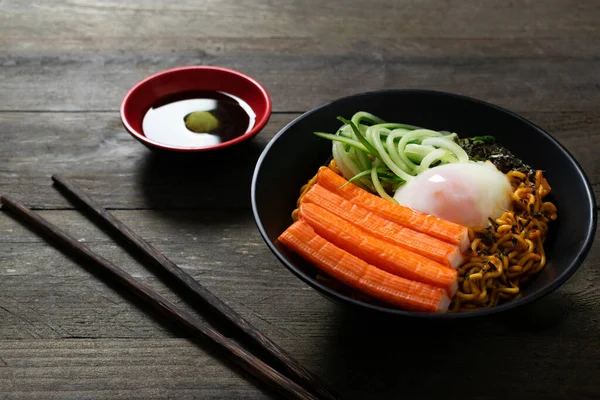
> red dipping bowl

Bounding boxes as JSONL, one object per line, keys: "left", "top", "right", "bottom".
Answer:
{"left": 120, "top": 66, "right": 272, "bottom": 152}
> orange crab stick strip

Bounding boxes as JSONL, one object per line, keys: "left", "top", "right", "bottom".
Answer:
{"left": 302, "top": 183, "right": 464, "bottom": 268}
{"left": 299, "top": 203, "right": 457, "bottom": 296}
{"left": 317, "top": 167, "right": 470, "bottom": 252}
{"left": 279, "top": 220, "right": 450, "bottom": 313}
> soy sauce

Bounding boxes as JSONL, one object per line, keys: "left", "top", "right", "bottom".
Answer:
{"left": 142, "top": 90, "right": 256, "bottom": 147}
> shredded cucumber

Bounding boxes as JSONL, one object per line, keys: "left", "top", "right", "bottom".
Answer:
{"left": 404, "top": 143, "right": 435, "bottom": 163}
{"left": 314, "top": 112, "right": 469, "bottom": 196}
{"left": 420, "top": 148, "right": 450, "bottom": 171}
{"left": 332, "top": 140, "right": 374, "bottom": 191}
{"left": 421, "top": 137, "right": 469, "bottom": 163}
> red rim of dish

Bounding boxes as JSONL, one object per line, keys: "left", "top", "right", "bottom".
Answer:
{"left": 120, "top": 66, "right": 272, "bottom": 152}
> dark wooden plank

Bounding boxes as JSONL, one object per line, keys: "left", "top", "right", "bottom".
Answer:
{"left": 4, "top": 37, "right": 600, "bottom": 59}
{"left": 0, "top": 335, "right": 597, "bottom": 400}
{"left": 0, "top": 339, "right": 272, "bottom": 399}
{"left": 2, "top": 2, "right": 598, "bottom": 112}
{"left": 2, "top": 52, "right": 598, "bottom": 112}
{"left": 1, "top": 111, "right": 598, "bottom": 209}
{"left": 2, "top": 0, "right": 598, "bottom": 39}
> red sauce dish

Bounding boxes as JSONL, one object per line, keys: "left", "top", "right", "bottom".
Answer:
{"left": 121, "top": 66, "right": 271, "bottom": 152}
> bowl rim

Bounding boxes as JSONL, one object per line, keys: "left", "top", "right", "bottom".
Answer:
{"left": 251, "top": 88, "right": 598, "bottom": 319}
{"left": 120, "top": 65, "right": 272, "bottom": 152}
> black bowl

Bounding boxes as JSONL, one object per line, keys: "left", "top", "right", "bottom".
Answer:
{"left": 251, "top": 90, "right": 597, "bottom": 319}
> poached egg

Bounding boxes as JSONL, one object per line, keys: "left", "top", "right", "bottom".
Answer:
{"left": 393, "top": 162, "right": 512, "bottom": 227}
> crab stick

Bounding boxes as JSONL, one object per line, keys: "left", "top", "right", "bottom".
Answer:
{"left": 298, "top": 203, "right": 458, "bottom": 296}
{"left": 316, "top": 167, "right": 470, "bottom": 252}
{"left": 279, "top": 220, "right": 450, "bottom": 312}
{"left": 302, "top": 183, "right": 464, "bottom": 268}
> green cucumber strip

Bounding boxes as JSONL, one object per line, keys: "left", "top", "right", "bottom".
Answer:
{"left": 371, "top": 166, "right": 397, "bottom": 202}
{"left": 422, "top": 136, "right": 469, "bottom": 162}
{"left": 314, "top": 132, "right": 368, "bottom": 152}
{"left": 337, "top": 117, "right": 380, "bottom": 158}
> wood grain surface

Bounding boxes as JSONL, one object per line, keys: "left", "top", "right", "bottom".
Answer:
{"left": 1, "top": 0, "right": 599, "bottom": 399}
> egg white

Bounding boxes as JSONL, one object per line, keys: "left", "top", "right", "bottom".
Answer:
{"left": 393, "top": 162, "right": 512, "bottom": 227}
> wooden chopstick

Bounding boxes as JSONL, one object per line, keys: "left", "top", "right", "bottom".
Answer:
{"left": 0, "top": 194, "right": 318, "bottom": 400}
{"left": 52, "top": 175, "right": 339, "bottom": 400}
{"left": 50, "top": 175, "right": 340, "bottom": 400}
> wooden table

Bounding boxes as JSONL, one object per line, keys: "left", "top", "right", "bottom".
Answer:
{"left": 1, "top": 1, "right": 599, "bottom": 399}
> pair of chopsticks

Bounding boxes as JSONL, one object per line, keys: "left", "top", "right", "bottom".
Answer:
{"left": 0, "top": 175, "right": 339, "bottom": 400}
